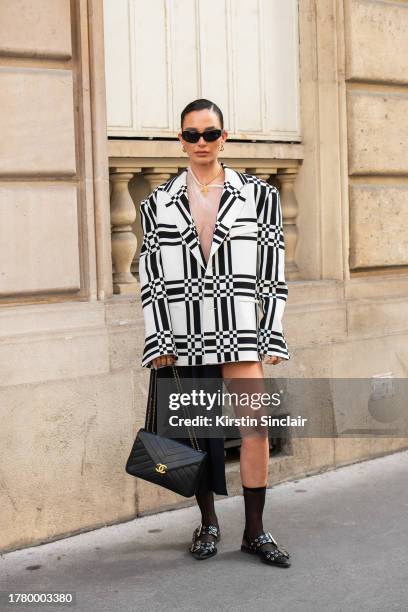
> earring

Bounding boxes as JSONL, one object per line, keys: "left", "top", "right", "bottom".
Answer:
{"left": 182, "top": 145, "right": 186, "bottom": 152}
{"left": 220, "top": 143, "right": 224, "bottom": 151}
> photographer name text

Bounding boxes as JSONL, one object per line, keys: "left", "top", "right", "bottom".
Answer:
{"left": 168, "top": 415, "right": 307, "bottom": 428}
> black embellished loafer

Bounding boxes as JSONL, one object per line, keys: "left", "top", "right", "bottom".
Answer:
{"left": 241, "top": 530, "right": 291, "bottom": 567}
{"left": 189, "top": 523, "right": 221, "bottom": 560}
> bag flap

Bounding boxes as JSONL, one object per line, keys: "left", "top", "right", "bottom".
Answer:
{"left": 137, "top": 430, "right": 205, "bottom": 470}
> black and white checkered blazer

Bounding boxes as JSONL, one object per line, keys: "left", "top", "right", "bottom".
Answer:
{"left": 139, "top": 163, "right": 290, "bottom": 368}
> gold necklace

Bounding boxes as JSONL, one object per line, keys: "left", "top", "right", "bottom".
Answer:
{"left": 189, "top": 165, "right": 224, "bottom": 196}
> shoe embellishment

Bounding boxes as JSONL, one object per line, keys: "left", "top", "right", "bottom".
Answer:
{"left": 189, "top": 523, "right": 220, "bottom": 560}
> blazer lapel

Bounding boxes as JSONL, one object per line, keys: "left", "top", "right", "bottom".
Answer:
{"left": 162, "top": 164, "right": 247, "bottom": 271}
{"left": 163, "top": 174, "right": 207, "bottom": 270}
{"left": 208, "top": 165, "right": 248, "bottom": 264}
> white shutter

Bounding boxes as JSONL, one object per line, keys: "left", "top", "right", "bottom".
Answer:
{"left": 104, "top": 0, "right": 301, "bottom": 140}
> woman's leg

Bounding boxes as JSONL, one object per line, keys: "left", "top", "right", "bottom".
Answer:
{"left": 194, "top": 452, "right": 219, "bottom": 539}
{"left": 221, "top": 361, "right": 269, "bottom": 488}
{"left": 173, "top": 365, "right": 222, "bottom": 554}
{"left": 190, "top": 486, "right": 220, "bottom": 559}
{"left": 195, "top": 488, "right": 219, "bottom": 531}
{"left": 221, "top": 361, "right": 275, "bottom": 550}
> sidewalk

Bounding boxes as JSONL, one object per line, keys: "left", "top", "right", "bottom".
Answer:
{"left": 1, "top": 450, "right": 408, "bottom": 612}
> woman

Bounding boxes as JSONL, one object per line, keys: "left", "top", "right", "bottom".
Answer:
{"left": 139, "top": 98, "right": 291, "bottom": 567}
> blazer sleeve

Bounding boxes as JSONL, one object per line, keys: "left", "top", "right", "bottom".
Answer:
{"left": 138, "top": 191, "right": 178, "bottom": 368}
{"left": 256, "top": 183, "right": 290, "bottom": 361}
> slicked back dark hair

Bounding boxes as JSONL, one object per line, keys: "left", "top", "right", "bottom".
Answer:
{"left": 180, "top": 98, "right": 224, "bottom": 130}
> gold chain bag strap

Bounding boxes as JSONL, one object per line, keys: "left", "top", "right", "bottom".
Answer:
{"left": 145, "top": 366, "right": 201, "bottom": 450}
{"left": 125, "top": 365, "right": 207, "bottom": 497}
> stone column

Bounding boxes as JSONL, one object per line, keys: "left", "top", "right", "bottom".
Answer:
{"left": 277, "top": 168, "right": 300, "bottom": 279}
{"left": 110, "top": 167, "right": 141, "bottom": 294}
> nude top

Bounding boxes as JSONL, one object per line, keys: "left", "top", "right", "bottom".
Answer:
{"left": 186, "top": 166, "right": 224, "bottom": 264}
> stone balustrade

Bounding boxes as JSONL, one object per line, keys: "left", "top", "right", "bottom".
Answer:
{"left": 108, "top": 143, "right": 302, "bottom": 294}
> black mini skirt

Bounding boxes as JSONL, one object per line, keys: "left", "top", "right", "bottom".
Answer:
{"left": 150, "top": 363, "right": 228, "bottom": 496}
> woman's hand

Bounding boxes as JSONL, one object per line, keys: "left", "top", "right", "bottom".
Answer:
{"left": 261, "top": 354, "right": 282, "bottom": 365}
{"left": 151, "top": 354, "right": 177, "bottom": 369}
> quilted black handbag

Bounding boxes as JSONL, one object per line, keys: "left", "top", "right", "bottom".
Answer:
{"left": 125, "top": 365, "right": 208, "bottom": 497}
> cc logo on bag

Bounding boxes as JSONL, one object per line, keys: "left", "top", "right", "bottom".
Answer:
{"left": 155, "top": 463, "right": 167, "bottom": 474}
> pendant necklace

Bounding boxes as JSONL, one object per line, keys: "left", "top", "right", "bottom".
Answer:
{"left": 188, "top": 165, "right": 224, "bottom": 196}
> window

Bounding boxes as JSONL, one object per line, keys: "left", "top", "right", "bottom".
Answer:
{"left": 104, "top": 0, "right": 300, "bottom": 141}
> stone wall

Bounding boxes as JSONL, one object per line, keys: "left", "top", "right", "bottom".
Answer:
{"left": 1, "top": 0, "right": 408, "bottom": 554}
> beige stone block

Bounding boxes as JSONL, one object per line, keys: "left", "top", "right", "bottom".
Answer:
{"left": 0, "top": 303, "right": 110, "bottom": 387}
{"left": 270, "top": 342, "right": 335, "bottom": 378}
{"left": 136, "top": 480, "right": 189, "bottom": 515}
{"left": 0, "top": 0, "right": 72, "bottom": 59}
{"left": 0, "top": 371, "right": 137, "bottom": 552}
{"left": 0, "top": 67, "right": 76, "bottom": 175}
{"left": 287, "top": 437, "right": 335, "bottom": 477}
{"left": 334, "top": 437, "right": 373, "bottom": 465}
{"left": 106, "top": 296, "right": 145, "bottom": 370}
{"left": 384, "top": 438, "right": 408, "bottom": 453}
{"left": 0, "top": 302, "right": 106, "bottom": 338}
{"left": 349, "top": 185, "right": 408, "bottom": 268}
{"left": 286, "top": 304, "right": 347, "bottom": 349}
{"left": 0, "top": 327, "right": 110, "bottom": 387}
{"left": 345, "top": 274, "right": 408, "bottom": 301}
{"left": 109, "top": 326, "right": 141, "bottom": 371}
{"left": 345, "top": 0, "right": 408, "bottom": 85}
{"left": 334, "top": 438, "right": 408, "bottom": 467}
{"left": 347, "top": 298, "right": 408, "bottom": 338}
{"left": 0, "top": 183, "right": 80, "bottom": 295}
{"left": 368, "top": 437, "right": 408, "bottom": 458}
{"left": 287, "top": 280, "right": 343, "bottom": 306}
{"left": 105, "top": 296, "right": 140, "bottom": 326}
{"left": 131, "top": 367, "right": 151, "bottom": 417}
{"left": 333, "top": 332, "right": 408, "bottom": 378}
{"left": 267, "top": 453, "right": 299, "bottom": 485}
{"left": 348, "top": 91, "right": 408, "bottom": 175}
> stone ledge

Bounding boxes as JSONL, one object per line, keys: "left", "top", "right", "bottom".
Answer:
{"left": 0, "top": 301, "right": 105, "bottom": 338}
{"left": 108, "top": 139, "right": 304, "bottom": 166}
{"left": 345, "top": 272, "right": 408, "bottom": 300}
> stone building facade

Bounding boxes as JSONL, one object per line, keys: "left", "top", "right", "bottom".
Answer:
{"left": 1, "top": 0, "right": 407, "bottom": 552}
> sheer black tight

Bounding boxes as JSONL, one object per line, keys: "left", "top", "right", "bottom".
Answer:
{"left": 195, "top": 489, "right": 219, "bottom": 543}
{"left": 194, "top": 486, "right": 276, "bottom": 551}
{"left": 242, "top": 485, "right": 276, "bottom": 553}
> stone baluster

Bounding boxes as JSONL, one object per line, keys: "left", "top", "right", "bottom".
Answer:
{"left": 276, "top": 168, "right": 300, "bottom": 279}
{"left": 246, "top": 167, "right": 278, "bottom": 183}
{"left": 142, "top": 168, "right": 176, "bottom": 192}
{"left": 139, "top": 168, "right": 176, "bottom": 278}
{"left": 246, "top": 166, "right": 299, "bottom": 279}
{"left": 109, "top": 167, "right": 141, "bottom": 294}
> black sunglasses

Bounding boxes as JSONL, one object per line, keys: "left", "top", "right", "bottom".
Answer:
{"left": 181, "top": 128, "right": 223, "bottom": 143}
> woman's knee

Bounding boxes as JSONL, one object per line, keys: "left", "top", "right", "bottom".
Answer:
{"left": 240, "top": 433, "right": 269, "bottom": 451}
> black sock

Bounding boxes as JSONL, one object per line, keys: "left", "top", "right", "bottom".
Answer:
{"left": 195, "top": 489, "right": 218, "bottom": 529}
{"left": 242, "top": 485, "right": 266, "bottom": 540}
